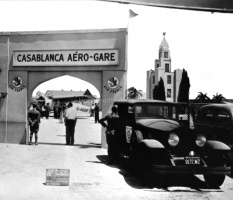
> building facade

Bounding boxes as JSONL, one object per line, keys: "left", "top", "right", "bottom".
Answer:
{"left": 147, "top": 33, "right": 182, "bottom": 102}
{"left": 0, "top": 28, "right": 127, "bottom": 147}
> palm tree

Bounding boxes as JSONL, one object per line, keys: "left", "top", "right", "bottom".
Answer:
{"left": 195, "top": 92, "right": 211, "bottom": 103}
{"left": 127, "top": 87, "right": 143, "bottom": 99}
{"left": 212, "top": 93, "right": 226, "bottom": 103}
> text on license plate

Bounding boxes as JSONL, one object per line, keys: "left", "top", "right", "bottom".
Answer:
{"left": 185, "top": 157, "right": 200, "bottom": 165}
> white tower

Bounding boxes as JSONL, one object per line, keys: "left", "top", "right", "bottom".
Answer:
{"left": 147, "top": 33, "right": 182, "bottom": 102}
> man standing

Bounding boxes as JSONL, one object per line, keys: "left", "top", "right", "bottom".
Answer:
{"left": 94, "top": 103, "right": 100, "bottom": 123}
{"left": 64, "top": 102, "right": 78, "bottom": 145}
{"left": 28, "top": 103, "right": 41, "bottom": 145}
{"left": 99, "top": 106, "right": 119, "bottom": 165}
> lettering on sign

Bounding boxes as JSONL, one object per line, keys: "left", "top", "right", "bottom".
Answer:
{"left": 46, "top": 169, "right": 70, "bottom": 186}
{"left": 76, "top": 107, "right": 88, "bottom": 112}
{"left": 104, "top": 76, "right": 122, "bottom": 93}
{"left": 13, "top": 49, "right": 119, "bottom": 66}
{"left": 9, "top": 76, "right": 26, "bottom": 92}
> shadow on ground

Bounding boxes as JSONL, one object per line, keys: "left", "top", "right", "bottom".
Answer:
{"left": 37, "top": 142, "right": 101, "bottom": 148}
{"left": 95, "top": 155, "right": 224, "bottom": 191}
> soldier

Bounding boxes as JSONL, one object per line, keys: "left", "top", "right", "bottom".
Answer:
{"left": 28, "top": 103, "right": 41, "bottom": 145}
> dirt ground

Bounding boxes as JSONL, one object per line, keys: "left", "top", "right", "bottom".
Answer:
{"left": 1, "top": 115, "right": 233, "bottom": 200}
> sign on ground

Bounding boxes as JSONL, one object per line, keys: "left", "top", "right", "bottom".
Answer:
{"left": 46, "top": 169, "right": 70, "bottom": 186}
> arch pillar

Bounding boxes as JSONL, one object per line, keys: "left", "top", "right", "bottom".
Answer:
{"left": 7, "top": 70, "right": 28, "bottom": 143}
{"left": 101, "top": 71, "right": 126, "bottom": 148}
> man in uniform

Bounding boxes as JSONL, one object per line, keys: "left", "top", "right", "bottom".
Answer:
{"left": 64, "top": 102, "right": 78, "bottom": 145}
{"left": 99, "top": 106, "right": 119, "bottom": 165}
{"left": 28, "top": 103, "right": 41, "bottom": 145}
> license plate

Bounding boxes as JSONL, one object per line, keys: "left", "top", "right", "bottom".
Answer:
{"left": 185, "top": 157, "right": 201, "bottom": 165}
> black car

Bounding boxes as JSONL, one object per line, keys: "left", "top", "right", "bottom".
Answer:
{"left": 195, "top": 103, "right": 233, "bottom": 148}
{"left": 112, "top": 99, "right": 231, "bottom": 187}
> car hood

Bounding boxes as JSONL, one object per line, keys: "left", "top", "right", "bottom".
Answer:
{"left": 136, "top": 118, "right": 180, "bottom": 132}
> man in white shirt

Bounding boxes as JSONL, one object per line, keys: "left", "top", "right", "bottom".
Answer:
{"left": 64, "top": 102, "right": 78, "bottom": 145}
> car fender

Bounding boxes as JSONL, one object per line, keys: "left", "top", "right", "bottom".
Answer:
{"left": 206, "top": 140, "right": 230, "bottom": 151}
{"left": 130, "top": 139, "right": 171, "bottom": 167}
{"left": 139, "top": 139, "right": 165, "bottom": 149}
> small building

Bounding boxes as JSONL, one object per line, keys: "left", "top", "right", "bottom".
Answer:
{"left": 43, "top": 89, "right": 97, "bottom": 108}
{"left": 146, "top": 33, "right": 183, "bottom": 102}
{"left": 35, "top": 91, "right": 52, "bottom": 106}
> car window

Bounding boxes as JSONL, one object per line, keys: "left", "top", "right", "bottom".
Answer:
{"left": 215, "top": 109, "right": 231, "bottom": 126}
{"left": 135, "top": 104, "right": 177, "bottom": 120}
{"left": 197, "top": 108, "right": 215, "bottom": 124}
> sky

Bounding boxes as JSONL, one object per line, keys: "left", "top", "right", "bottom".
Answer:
{"left": 1, "top": 1, "right": 233, "bottom": 99}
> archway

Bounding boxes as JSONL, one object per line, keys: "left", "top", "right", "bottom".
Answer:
{"left": 31, "top": 75, "right": 101, "bottom": 146}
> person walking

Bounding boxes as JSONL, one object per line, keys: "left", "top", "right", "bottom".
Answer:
{"left": 58, "top": 104, "right": 63, "bottom": 123}
{"left": 59, "top": 103, "right": 66, "bottom": 123}
{"left": 28, "top": 103, "right": 41, "bottom": 145}
{"left": 44, "top": 103, "right": 50, "bottom": 119}
{"left": 64, "top": 102, "right": 78, "bottom": 145}
{"left": 99, "top": 106, "right": 119, "bottom": 165}
{"left": 94, "top": 103, "right": 100, "bottom": 123}
{"left": 36, "top": 104, "right": 43, "bottom": 119}
{"left": 90, "top": 103, "right": 94, "bottom": 117}
{"left": 53, "top": 103, "right": 58, "bottom": 119}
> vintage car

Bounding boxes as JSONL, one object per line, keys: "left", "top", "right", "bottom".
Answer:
{"left": 112, "top": 99, "right": 231, "bottom": 187}
{"left": 195, "top": 103, "right": 233, "bottom": 148}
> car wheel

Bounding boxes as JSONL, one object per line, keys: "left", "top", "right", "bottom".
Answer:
{"left": 204, "top": 174, "right": 225, "bottom": 188}
{"left": 203, "top": 152, "right": 226, "bottom": 188}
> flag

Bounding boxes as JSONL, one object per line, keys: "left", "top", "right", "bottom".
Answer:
{"left": 129, "top": 9, "right": 138, "bottom": 19}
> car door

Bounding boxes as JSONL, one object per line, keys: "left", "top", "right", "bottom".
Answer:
{"left": 195, "top": 107, "right": 215, "bottom": 139}
{"left": 213, "top": 108, "right": 233, "bottom": 145}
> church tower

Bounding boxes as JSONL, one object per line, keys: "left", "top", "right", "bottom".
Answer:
{"left": 146, "top": 33, "right": 182, "bottom": 102}
{"left": 155, "top": 32, "right": 172, "bottom": 84}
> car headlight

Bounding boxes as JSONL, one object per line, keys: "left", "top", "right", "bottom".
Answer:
{"left": 195, "top": 135, "right": 207, "bottom": 147}
{"left": 168, "top": 133, "right": 179, "bottom": 147}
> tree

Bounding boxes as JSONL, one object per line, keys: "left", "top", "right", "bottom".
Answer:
{"left": 195, "top": 92, "right": 211, "bottom": 103}
{"left": 153, "top": 77, "right": 166, "bottom": 101}
{"left": 212, "top": 93, "right": 226, "bottom": 103}
{"left": 178, "top": 69, "right": 190, "bottom": 103}
{"left": 127, "top": 87, "right": 143, "bottom": 99}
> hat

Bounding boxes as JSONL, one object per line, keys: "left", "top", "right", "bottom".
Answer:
{"left": 67, "top": 102, "right": 73, "bottom": 107}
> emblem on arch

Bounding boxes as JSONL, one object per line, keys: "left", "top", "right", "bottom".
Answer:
{"left": 9, "top": 75, "right": 25, "bottom": 92}
{"left": 12, "top": 76, "right": 23, "bottom": 88}
{"left": 107, "top": 76, "right": 119, "bottom": 89}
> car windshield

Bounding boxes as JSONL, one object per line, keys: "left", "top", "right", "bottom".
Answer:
{"left": 135, "top": 104, "right": 177, "bottom": 120}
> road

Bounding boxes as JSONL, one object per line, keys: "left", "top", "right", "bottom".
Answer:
{"left": 0, "top": 115, "right": 233, "bottom": 200}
